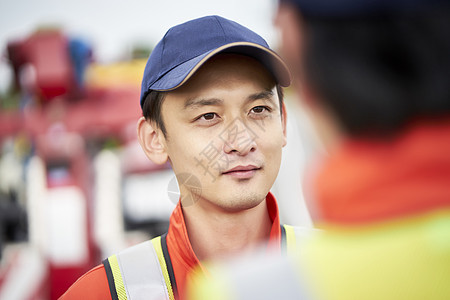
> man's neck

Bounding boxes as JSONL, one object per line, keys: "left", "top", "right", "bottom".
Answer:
{"left": 182, "top": 197, "right": 272, "bottom": 261}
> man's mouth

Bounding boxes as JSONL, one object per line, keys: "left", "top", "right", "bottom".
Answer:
{"left": 222, "top": 165, "right": 261, "bottom": 179}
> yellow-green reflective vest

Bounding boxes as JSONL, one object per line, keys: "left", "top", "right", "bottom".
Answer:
{"left": 103, "top": 224, "right": 308, "bottom": 300}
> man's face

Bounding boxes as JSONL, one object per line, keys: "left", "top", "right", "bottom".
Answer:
{"left": 275, "top": 5, "right": 343, "bottom": 150}
{"left": 275, "top": 3, "right": 304, "bottom": 81}
{"left": 159, "top": 54, "right": 287, "bottom": 212}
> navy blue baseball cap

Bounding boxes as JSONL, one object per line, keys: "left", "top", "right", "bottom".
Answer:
{"left": 279, "top": 0, "right": 449, "bottom": 17}
{"left": 140, "top": 15, "right": 291, "bottom": 108}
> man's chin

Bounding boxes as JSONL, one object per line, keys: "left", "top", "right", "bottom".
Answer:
{"left": 214, "top": 191, "right": 268, "bottom": 213}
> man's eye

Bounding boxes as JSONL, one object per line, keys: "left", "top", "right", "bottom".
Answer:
{"left": 193, "top": 112, "right": 221, "bottom": 125}
{"left": 201, "top": 113, "right": 216, "bottom": 120}
{"left": 251, "top": 106, "right": 268, "bottom": 114}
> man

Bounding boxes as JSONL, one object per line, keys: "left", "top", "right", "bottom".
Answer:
{"left": 60, "top": 15, "right": 306, "bottom": 300}
{"left": 189, "top": 1, "right": 450, "bottom": 299}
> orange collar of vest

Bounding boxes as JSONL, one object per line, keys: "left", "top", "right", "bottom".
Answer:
{"left": 313, "top": 120, "right": 450, "bottom": 226}
{"left": 165, "top": 191, "right": 282, "bottom": 298}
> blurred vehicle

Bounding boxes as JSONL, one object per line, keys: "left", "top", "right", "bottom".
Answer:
{"left": 0, "top": 28, "right": 173, "bottom": 300}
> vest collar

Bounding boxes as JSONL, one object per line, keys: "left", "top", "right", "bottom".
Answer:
{"left": 166, "top": 191, "right": 281, "bottom": 270}
{"left": 313, "top": 120, "right": 450, "bottom": 226}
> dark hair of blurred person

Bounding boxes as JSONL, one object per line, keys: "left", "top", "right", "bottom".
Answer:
{"left": 289, "top": 4, "right": 450, "bottom": 139}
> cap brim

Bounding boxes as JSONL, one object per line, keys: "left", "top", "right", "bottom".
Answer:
{"left": 149, "top": 42, "right": 291, "bottom": 91}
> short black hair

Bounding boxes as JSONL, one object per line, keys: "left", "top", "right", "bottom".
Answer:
{"left": 301, "top": 6, "right": 450, "bottom": 138}
{"left": 142, "top": 90, "right": 168, "bottom": 136}
{"left": 142, "top": 85, "right": 285, "bottom": 138}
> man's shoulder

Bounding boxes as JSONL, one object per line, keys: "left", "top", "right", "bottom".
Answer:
{"left": 59, "top": 264, "right": 111, "bottom": 300}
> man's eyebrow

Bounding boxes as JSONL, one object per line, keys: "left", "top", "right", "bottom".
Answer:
{"left": 184, "top": 98, "right": 223, "bottom": 110}
{"left": 246, "top": 90, "right": 276, "bottom": 105}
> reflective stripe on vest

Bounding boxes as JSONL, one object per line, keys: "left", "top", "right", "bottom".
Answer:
{"left": 103, "top": 225, "right": 303, "bottom": 300}
{"left": 282, "top": 224, "right": 311, "bottom": 256}
{"left": 103, "top": 234, "right": 177, "bottom": 300}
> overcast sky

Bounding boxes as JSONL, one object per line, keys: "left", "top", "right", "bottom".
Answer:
{"left": 0, "top": 0, "right": 281, "bottom": 92}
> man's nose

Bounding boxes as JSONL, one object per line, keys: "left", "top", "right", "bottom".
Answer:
{"left": 222, "top": 119, "right": 257, "bottom": 156}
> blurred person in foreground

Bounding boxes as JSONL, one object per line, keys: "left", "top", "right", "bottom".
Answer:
{"left": 60, "top": 15, "right": 312, "bottom": 300}
{"left": 188, "top": 0, "right": 450, "bottom": 299}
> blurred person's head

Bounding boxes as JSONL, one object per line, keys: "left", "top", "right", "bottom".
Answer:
{"left": 137, "top": 16, "right": 290, "bottom": 211}
{"left": 276, "top": 0, "right": 450, "bottom": 147}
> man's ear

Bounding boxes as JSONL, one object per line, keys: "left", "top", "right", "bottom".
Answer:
{"left": 137, "top": 117, "right": 168, "bottom": 165}
{"left": 281, "top": 101, "right": 288, "bottom": 147}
